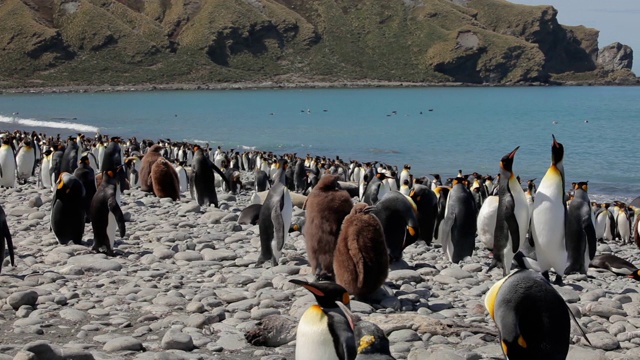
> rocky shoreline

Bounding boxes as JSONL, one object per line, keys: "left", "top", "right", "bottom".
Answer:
{"left": 1, "top": 176, "right": 640, "bottom": 360}
{"left": 1, "top": 78, "right": 639, "bottom": 95}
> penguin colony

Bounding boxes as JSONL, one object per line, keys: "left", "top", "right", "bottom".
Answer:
{"left": 1, "top": 129, "right": 640, "bottom": 360}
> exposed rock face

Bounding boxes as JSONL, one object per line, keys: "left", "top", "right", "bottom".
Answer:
{"left": 598, "top": 42, "right": 634, "bottom": 72}
{"left": 0, "top": 0, "right": 634, "bottom": 86}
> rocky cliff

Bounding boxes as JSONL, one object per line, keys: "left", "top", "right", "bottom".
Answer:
{"left": 0, "top": 0, "right": 635, "bottom": 88}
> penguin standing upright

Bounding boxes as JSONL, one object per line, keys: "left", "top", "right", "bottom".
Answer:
{"left": 90, "top": 170, "right": 126, "bottom": 256}
{"left": 399, "top": 164, "right": 411, "bottom": 190}
{"left": 0, "top": 204, "right": 15, "bottom": 274}
{"left": 51, "top": 173, "right": 86, "bottom": 245}
{"left": 190, "top": 146, "right": 229, "bottom": 207}
{"left": 489, "top": 146, "right": 529, "bottom": 276}
{"left": 362, "top": 173, "right": 390, "bottom": 205}
{"left": 485, "top": 269, "right": 578, "bottom": 359}
{"left": 530, "top": 135, "right": 568, "bottom": 283}
{"left": 615, "top": 203, "right": 631, "bottom": 244}
{"left": 174, "top": 161, "right": 188, "bottom": 193}
{"left": 595, "top": 203, "right": 616, "bottom": 242}
{"left": 100, "top": 137, "right": 123, "bottom": 173}
{"left": 49, "top": 144, "right": 64, "bottom": 191}
{"left": 477, "top": 195, "right": 499, "bottom": 250}
{"left": 565, "top": 182, "right": 597, "bottom": 274}
{"left": 73, "top": 153, "right": 97, "bottom": 223}
{"left": 294, "top": 158, "right": 307, "bottom": 193}
{"left": 124, "top": 156, "right": 141, "bottom": 188}
{"left": 303, "top": 174, "right": 353, "bottom": 280}
{"left": 40, "top": 149, "right": 53, "bottom": 189}
{"left": 289, "top": 279, "right": 355, "bottom": 360}
{"left": 408, "top": 184, "right": 438, "bottom": 246}
{"left": 15, "top": 138, "right": 36, "bottom": 184}
{"left": 60, "top": 137, "right": 79, "bottom": 174}
{"left": 0, "top": 137, "right": 16, "bottom": 188}
{"left": 439, "top": 178, "right": 477, "bottom": 263}
{"left": 333, "top": 203, "right": 388, "bottom": 297}
{"left": 432, "top": 186, "right": 450, "bottom": 242}
{"left": 370, "top": 191, "right": 419, "bottom": 262}
{"left": 140, "top": 144, "right": 163, "bottom": 192}
{"left": 257, "top": 159, "right": 292, "bottom": 266}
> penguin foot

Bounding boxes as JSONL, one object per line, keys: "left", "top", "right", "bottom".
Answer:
{"left": 542, "top": 271, "right": 551, "bottom": 282}
{"left": 553, "top": 274, "right": 564, "bottom": 286}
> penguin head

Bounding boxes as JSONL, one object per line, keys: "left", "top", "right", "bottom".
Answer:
{"left": 354, "top": 321, "right": 392, "bottom": 356}
{"left": 629, "top": 270, "right": 640, "bottom": 281}
{"left": 499, "top": 146, "right": 519, "bottom": 174}
{"left": 289, "top": 279, "right": 350, "bottom": 309}
{"left": 575, "top": 182, "right": 588, "bottom": 192}
{"left": 551, "top": 134, "right": 564, "bottom": 165}
{"left": 316, "top": 174, "right": 341, "bottom": 191}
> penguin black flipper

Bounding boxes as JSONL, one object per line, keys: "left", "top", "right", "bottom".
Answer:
{"left": 209, "top": 159, "right": 231, "bottom": 190}
{"left": 327, "top": 309, "right": 357, "bottom": 360}
{"left": 0, "top": 206, "right": 15, "bottom": 273}
{"left": 0, "top": 163, "right": 3, "bottom": 178}
{"left": 108, "top": 197, "right": 126, "bottom": 238}
{"left": 583, "top": 215, "right": 597, "bottom": 260}
{"left": 270, "top": 196, "right": 285, "bottom": 266}
{"left": 505, "top": 210, "right": 520, "bottom": 255}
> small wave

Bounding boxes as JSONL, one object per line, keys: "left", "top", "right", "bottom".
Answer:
{"left": 240, "top": 145, "right": 256, "bottom": 150}
{"left": 0, "top": 115, "right": 99, "bottom": 133}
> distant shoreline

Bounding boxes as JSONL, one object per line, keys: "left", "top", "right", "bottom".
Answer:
{"left": 1, "top": 79, "right": 638, "bottom": 95}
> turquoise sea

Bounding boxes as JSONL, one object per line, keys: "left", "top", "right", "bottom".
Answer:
{"left": 0, "top": 86, "right": 638, "bottom": 200}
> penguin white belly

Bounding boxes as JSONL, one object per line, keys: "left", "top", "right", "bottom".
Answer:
{"left": 618, "top": 215, "right": 630, "bottom": 242}
{"left": 295, "top": 307, "right": 339, "bottom": 360}
{"left": 400, "top": 185, "right": 410, "bottom": 196}
{"left": 377, "top": 182, "right": 389, "bottom": 201}
{"left": 603, "top": 215, "right": 613, "bottom": 241}
{"left": 97, "top": 147, "right": 104, "bottom": 168}
{"left": 0, "top": 146, "right": 16, "bottom": 188}
{"left": 510, "top": 177, "right": 530, "bottom": 250}
{"left": 214, "top": 172, "right": 222, "bottom": 189}
{"left": 250, "top": 191, "right": 261, "bottom": 205}
{"left": 41, "top": 157, "right": 52, "bottom": 189}
{"left": 531, "top": 172, "right": 567, "bottom": 274}
{"left": 107, "top": 212, "right": 117, "bottom": 250}
{"left": 176, "top": 166, "right": 188, "bottom": 193}
{"left": 400, "top": 172, "right": 409, "bottom": 187}
{"left": 442, "top": 193, "right": 455, "bottom": 262}
{"left": 274, "top": 188, "right": 293, "bottom": 261}
{"left": 477, "top": 195, "right": 499, "bottom": 249}
{"left": 595, "top": 213, "right": 606, "bottom": 239}
{"left": 16, "top": 149, "right": 35, "bottom": 181}
{"left": 609, "top": 266, "right": 633, "bottom": 275}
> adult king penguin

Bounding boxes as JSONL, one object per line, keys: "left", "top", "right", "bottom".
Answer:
{"left": 439, "top": 178, "right": 477, "bottom": 263}
{"left": 257, "top": 159, "right": 292, "bottom": 266}
{"left": 289, "top": 279, "right": 355, "bottom": 360}
{"left": 15, "top": 137, "right": 36, "bottom": 185}
{"left": 595, "top": 203, "right": 616, "bottom": 242}
{"left": 73, "top": 153, "right": 97, "bottom": 223}
{"left": 90, "top": 170, "right": 126, "bottom": 256}
{"left": 408, "top": 184, "right": 438, "bottom": 246}
{"left": 190, "top": 145, "right": 229, "bottom": 207}
{"left": 590, "top": 254, "right": 640, "bottom": 280}
{"left": 0, "top": 136, "right": 16, "bottom": 188}
{"left": 489, "top": 146, "right": 529, "bottom": 276}
{"left": 304, "top": 174, "right": 353, "bottom": 280}
{"left": 485, "top": 269, "right": 588, "bottom": 359}
{"left": 51, "top": 173, "right": 86, "bottom": 245}
{"left": 565, "top": 182, "right": 597, "bottom": 274}
{"left": 529, "top": 135, "right": 568, "bottom": 283}
{"left": 369, "top": 191, "right": 419, "bottom": 262}
{"left": 0, "top": 204, "right": 15, "bottom": 274}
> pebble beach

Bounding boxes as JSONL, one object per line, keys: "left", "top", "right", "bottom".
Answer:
{"left": 1, "top": 172, "right": 640, "bottom": 360}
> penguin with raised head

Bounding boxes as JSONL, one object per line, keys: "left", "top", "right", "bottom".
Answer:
{"left": 529, "top": 135, "right": 568, "bottom": 283}
{"left": 257, "top": 159, "right": 292, "bottom": 266}
{"left": 90, "top": 169, "right": 126, "bottom": 256}
{"left": 408, "top": 184, "right": 438, "bottom": 246}
{"left": 190, "top": 145, "right": 229, "bottom": 207}
{"left": 369, "top": 191, "right": 419, "bottom": 262}
{"left": 304, "top": 174, "right": 353, "bottom": 280}
{"left": 73, "top": 153, "right": 97, "bottom": 223}
{"left": 51, "top": 173, "right": 86, "bottom": 245}
{"left": 334, "top": 203, "right": 388, "bottom": 298}
{"left": 485, "top": 269, "right": 581, "bottom": 359}
{"left": 0, "top": 136, "right": 16, "bottom": 188}
{"left": 289, "top": 279, "right": 355, "bottom": 360}
{"left": 595, "top": 203, "right": 616, "bottom": 242}
{"left": 590, "top": 254, "right": 639, "bottom": 279}
{"left": 439, "top": 177, "right": 477, "bottom": 263}
{"left": 15, "top": 137, "right": 36, "bottom": 184}
{"left": 565, "top": 182, "right": 597, "bottom": 274}
{"left": 0, "top": 204, "right": 15, "bottom": 274}
{"left": 488, "top": 146, "right": 529, "bottom": 276}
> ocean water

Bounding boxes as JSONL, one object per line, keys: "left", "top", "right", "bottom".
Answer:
{"left": 0, "top": 86, "right": 638, "bottom": 200}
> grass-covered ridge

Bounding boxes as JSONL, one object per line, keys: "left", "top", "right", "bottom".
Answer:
{"left": 0, "top": 0, "right": 634, "bottom": 88}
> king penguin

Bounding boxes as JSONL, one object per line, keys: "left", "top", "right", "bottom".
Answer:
{"left": 439, "top": 178, "right": 477, "bottom": 263}
{"left": 408, "top": 184, "right": 438, "bottom": 246}
{"left": 615, "top": 202, "right": 631, "bottom": 244}
{"left": 484, "top": 269, "right": 586, "bottom": 359}
{"left": 590, "top": 253, "right": 640, "bottom": 280}
{"left": 529, "top": 135, "right": 569, "bottom": 283}
{"left": 0, "top": 136, "right": 16, "bottom": 188}
{"left": 90, "top": 169, "right": 126, "bottom": 256}
{"left": 51, "top": 173, "right": 86, "bottom": 245}
{"left": 15, "top": 137, "right": 36, "bottom": 185}
{"left": 489, "top": 146, "right": 529, "bottom": 276}
{"left": 257, "top": 158, "right": 292, "bottom": 266}
{"left": 73, "top": 153, "right": 97, "bottom": 223}
{"left": 190, "top": 145, "right": 229, "bottom": 207}
{"left": 0, "top": 204, "right": 15, "bottom": 274}
{"left": 595, "top": 203, "right": 616, "bottom": 242}
{"left": 564, "top": 182, "right": 597, "bottom": 274}
{"left": 290, "top": 279, "right": 356, "bottom": 360}
{"left": 352, "top": 321, "right": 395, "bottom": 360}
{"left": 369, "top": 191, "right": 419, "bottom": 262}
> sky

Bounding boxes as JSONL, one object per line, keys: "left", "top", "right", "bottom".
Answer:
{"left": 510, "top": 0, "right": 639, "bottom": 73}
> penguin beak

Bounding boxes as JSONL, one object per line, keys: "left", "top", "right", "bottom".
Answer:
{"left": 334, "top": 301, "right": 357, "bottom": 331}
{"left": 552, "top": 134, "right": 558, "bottom": 147}
{"left": 508, "top": 146, "right": 520, "bottom": 159}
